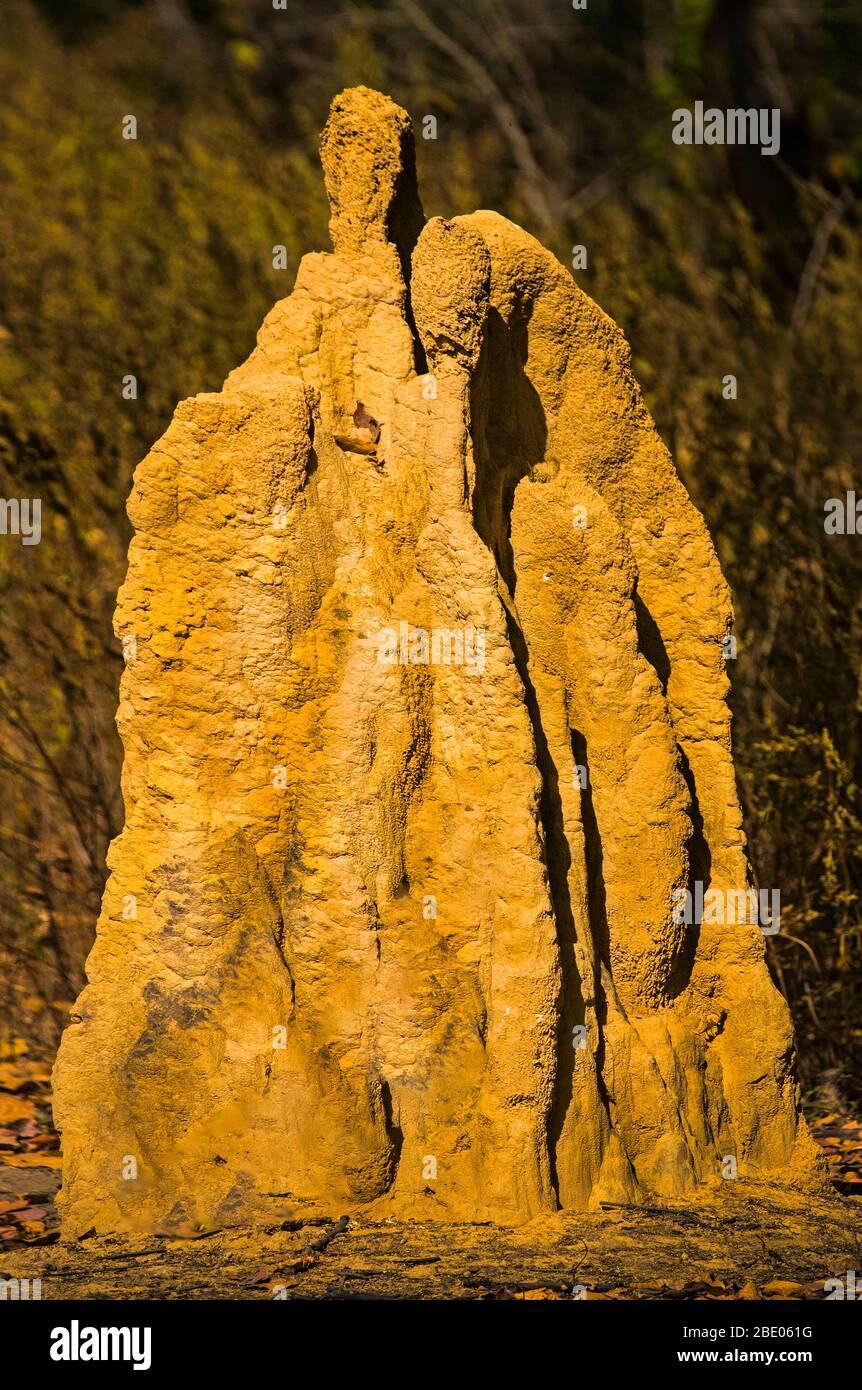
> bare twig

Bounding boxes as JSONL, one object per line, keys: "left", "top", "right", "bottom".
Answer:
{"left": 790, "top": 187, "right": 853, "bottom": 334}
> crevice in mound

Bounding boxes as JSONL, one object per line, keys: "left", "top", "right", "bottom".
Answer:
{"left": 669, "top": 744, "right": 709, "bottom": 1000}
{"left": 569, "top": 729, "right": 611, "bottom": 983}
{"left": 378, "top": 1077, "right": 404, "bottom": 1193}
{"left": 386, "top": 125, "right": 425, "bottom": 289}
{"left": 502, "top": 602, "right": 580, "bottom": 1205}
{"left": 469, "top": 304, "right": 544, "bottom": 591}
{"left": 634, "top": 590, "right": 671, "bottom": 695}
{"left": 404, "top": 288, "right": 429, "bottom": 378}
{"left": 633, "top": 589, "right": 709, "bottom": 1000}
{"left": 389, "top": 135, "right": 428, "bottom": 376}
{"left": 550, "top": 728, "right": 616, "bottom": 1186}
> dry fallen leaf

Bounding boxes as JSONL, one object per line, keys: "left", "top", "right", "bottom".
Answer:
{"left": 762, "top": 1279, "right": 804, "bottom": 1297}
{"left": 14, "top": 1205, "right": 47, "bottom": 1222}
{"left": 4, "top": 1152, "right": 62, "bottom": 1169}
{"left": 0, "top": 1060, "right": 50, "bottom": 1090}
{"left": 0, "top": 1094, "right": 35, "bottom": 1124}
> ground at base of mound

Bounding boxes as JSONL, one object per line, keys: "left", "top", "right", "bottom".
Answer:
{"left": 3, "top": 1181, "right": 860, "bottom": 1300}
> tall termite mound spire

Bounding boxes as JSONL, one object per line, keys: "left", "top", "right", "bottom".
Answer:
{"left": 53, "top": 87, "right": 822, "bottom": 1236}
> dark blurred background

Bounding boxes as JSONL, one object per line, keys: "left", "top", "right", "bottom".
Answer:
{"left": 1, "top": 0, "right": 860, "bottom": 1112}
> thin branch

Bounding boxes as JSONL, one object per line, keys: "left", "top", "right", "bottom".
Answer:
{"left": 790, "top": 187, "right": 853, "bottom": 335}
{"left": 390, "top": 0, "right": 559, "bottom": 232}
